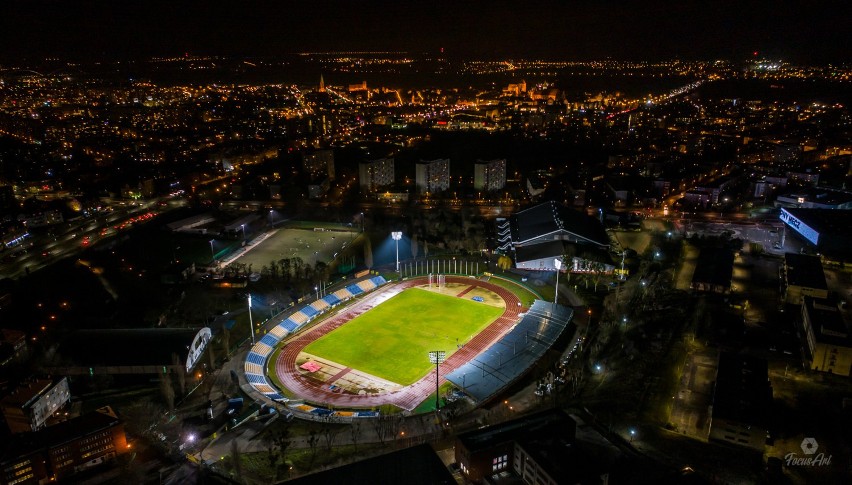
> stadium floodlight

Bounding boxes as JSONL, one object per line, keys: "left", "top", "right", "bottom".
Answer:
{"left": 391, "top": 231, "right": 402, "bottom": 272}
{"left": 428, "top": 350, "right": 446, "bottom": 411}
{"left": 247, "top": 294, "right": 255, "bottom": 345}
{"left": 554, "top": 258, "right": 562, "bottom": 305}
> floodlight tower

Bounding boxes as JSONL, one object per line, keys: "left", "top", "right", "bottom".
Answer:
{"left": 391, "top": 231, "right": 402, "bottom": 272}
{"left": 429, "top": 351, "right": 446, "bottom": 411}
{"left": 554, "top": 258, "right": 562, "bottom": 305}
{"left": 247, "top": 294, "right": 256, "bottom": 345}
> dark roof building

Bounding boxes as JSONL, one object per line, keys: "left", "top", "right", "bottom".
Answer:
{"left": 47, "top": 328, "right": 199, "bottom": 376}
{"left": 0, "top": 406, "right": 128, "bottom": 484}
{"left": 783, "top": 253, "right": 828, "bottom": 304}
{"left": 801, "top": 297, "right": 852, "bottom": 377}
{"left": 709, "top": 353, "right": 772, "bottom": 451}
{"left": 501, "top": 201, "right": 611, "bottom": 271}
{"left": 779, "top": 208, "right": 852, "bottom": 259}
{"left": 690, "top": 248, "right": 734, "bottom": 294}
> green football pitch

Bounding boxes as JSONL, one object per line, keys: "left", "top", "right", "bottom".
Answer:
{"left": 302, "top": 287, "right": 504, "bottom": 385}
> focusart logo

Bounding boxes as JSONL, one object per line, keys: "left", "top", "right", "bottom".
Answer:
{"left": 784, "top": 437, "right": 833, "bottom": 467}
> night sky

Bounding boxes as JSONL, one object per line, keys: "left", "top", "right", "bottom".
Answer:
{"left": 1, "top": 0, "right": 850, "bottom": 62}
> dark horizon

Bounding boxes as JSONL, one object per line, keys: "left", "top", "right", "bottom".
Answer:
{"left": 2, "top": 0, "right": 850, "bottom": 64}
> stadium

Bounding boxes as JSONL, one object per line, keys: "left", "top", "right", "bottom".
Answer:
{"left": 243, "top": 271, "right": 574, "bottom": 418}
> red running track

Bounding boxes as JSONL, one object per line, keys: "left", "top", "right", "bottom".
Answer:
{"left": 273, "top": 276, "right": 525, "bottom": 411}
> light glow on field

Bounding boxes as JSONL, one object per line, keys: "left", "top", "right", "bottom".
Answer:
{"left": 303, "top": 287, "right": 502, "bottom": 385}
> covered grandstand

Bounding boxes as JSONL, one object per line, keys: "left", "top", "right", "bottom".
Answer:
{"left": 244, "top": 276, "right": 388, "bottom": 402}
{"left": 497, "top": 201, "right": 611, "bottom": 271}
{"left": 444, "top": 300, "right": 573, "bottom": 403}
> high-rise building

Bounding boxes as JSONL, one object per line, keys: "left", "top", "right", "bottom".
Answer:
{"left": 474, "top": 159, "right": 507, "bottom": 191}
{"left": 415, "top": 159, "right": 450, "bottom": 193}
{"left": 359, "top": 158, "right": 395, "bottom": 191}
{"left": 303, "top": 149, "right": 335, "bottom": 180}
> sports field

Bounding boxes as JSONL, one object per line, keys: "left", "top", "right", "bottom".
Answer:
{"left": 235, "top": 226, "right": 357, "bottom": 269}
{"left": 303, "top": 288, "right": 503, "bottom": 385}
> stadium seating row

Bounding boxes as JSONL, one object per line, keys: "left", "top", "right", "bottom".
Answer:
{"left": 243, "top": 276, "right": 387, "bottom": 403}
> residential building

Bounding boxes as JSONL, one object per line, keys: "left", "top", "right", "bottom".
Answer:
{"left": 1, "top": 378, "right": 70, "bottom": 434}
{"left": 801, "top": 297, "right": 852, "bottom": 376}
{"left": 415, "top": 159, "right": 450, "bottom": 193}
{"left": 302, "top": 149, "right": 335, "bottom": 180}
{"left": 0, "top": 406, "right": 128, "bottom": 484}
{"left": 474, "top": 159, "right": 506, "bottom": 191}
{"left": 359, "top": 158, "right": 394, "bottom": 191}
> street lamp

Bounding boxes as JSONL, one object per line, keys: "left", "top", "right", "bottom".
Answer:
{"left": 209, "top": 239, "right": 215, "bottom": 263}
{"left": 629, "top": 428, "right": 637, "bottom": 443}
{"left": 247, "top": 294, "right": 255, "bottom": 345}
{"left": 240, "top": 224, "right": 247, "bottom": 241}
{"left": 554, "top": 258, "right": 562, "bottom": 305}
{"left": 391, "top": 231, "right": 402, "bottom": 272}
{"left": 315, "top": 285, "right": 319, "bottom": 300}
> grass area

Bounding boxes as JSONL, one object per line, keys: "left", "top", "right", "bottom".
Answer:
{"left": 411, "top": 381, "right": 455, "bottom": 414}
{"left": 303, "top": 288, "right": 503, "bottom": 385}
{"left": 236, "top": 443, "right": 387, "bottom": 481}
{"left": 486, "top": 275, "right": 541, "bottom": 306}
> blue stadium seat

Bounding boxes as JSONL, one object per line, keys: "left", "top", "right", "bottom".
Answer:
{"left": 323, "top": 294, "right": 341, "bottom": 305}
{"left": 260, "top": 334, "right": 278, "bottom": 347}
{"left": 301, "top": 306, "right": 318, "bottom": 317}
{"left": 348, "top": 284, "right": 363, "bottom": 295}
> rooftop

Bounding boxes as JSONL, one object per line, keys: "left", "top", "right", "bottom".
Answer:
{"left": 0, "top": 406, "right": 121, "bottom": 465}
{"left": 691, "top": 247, "right": 734, "bottom": 287}
{"left": 512, "top": 201, "right": 609, "bottom": 248}
{"left": 57, "top": 328, "right": 199, "bottom": 367}
{"left": 803, "top": 297, "right": 852, "bottom": 348}
{"left": 784, "top": 253, "right": 827, "bottom": 290}
{"left": 712, "top": 353, "right": 771, "bottom": 429}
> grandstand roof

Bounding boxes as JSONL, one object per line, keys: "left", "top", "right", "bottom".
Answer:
{"left": 512, "top": 201, "right": 609, "bottom": 248}
{"left": 58, "top": 329, "right": 199, "bottom": 366}
{"left": 445, "top": 300, "right": 573, "bottom": 403}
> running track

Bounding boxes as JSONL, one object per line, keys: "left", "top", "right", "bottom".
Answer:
{"left": 274, "top": 277, "right": 524, "bottom": 411}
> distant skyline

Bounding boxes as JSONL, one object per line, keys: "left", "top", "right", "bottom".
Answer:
{"left": 1, "top": 0, "right": 850, "bottom": 63}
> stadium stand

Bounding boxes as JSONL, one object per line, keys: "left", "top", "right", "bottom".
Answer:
{"left": 445, "top": 300, "right": 573, "bottom": 403}
{"left": 244, "top": 276, "right": 388, "bottom": 403}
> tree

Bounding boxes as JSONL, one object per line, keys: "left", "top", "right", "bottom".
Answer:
{"left": 158, "top": 372, "right": 175, "bottom": 412}
{"left": 307, "top": 430, "right": 320, "bottom": 469}
{"left": 208, "top": 344, "right": 216, "bottom": 371}
{"left": 497, "top": 255, "right": 513, "bottom": 271}
{"left": 410, "top": 235, "right": 419, "bottom": 259}
{"left": 221, "top": 326, "right": 231, "bottom": 357}
{"left": 171, "top": 353, "right": 186, "bottom": 396}
{"left": 320, "top": 422, "right": 340, "bottom": 451}
{"left": 364, "top": 238, "right": 373, "bottom": 270}
{"left": 350, "top": 421, "right": 361, "bottom": 451}
{"left": 231, "top": 439, "right": 243, "bottom": 481}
